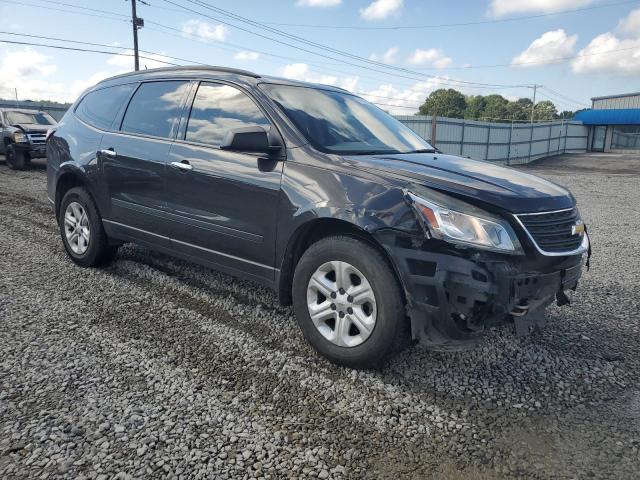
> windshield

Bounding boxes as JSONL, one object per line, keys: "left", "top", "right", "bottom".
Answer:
{"left": 5, "top": 111, "right": 56, "bottom": 126}
{"left": 261, "top": 84, "right": 434, "bottom": 155}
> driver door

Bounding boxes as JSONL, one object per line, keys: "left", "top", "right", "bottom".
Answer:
{"left": 165, "top": 81, "right": 284, "bottom": 284}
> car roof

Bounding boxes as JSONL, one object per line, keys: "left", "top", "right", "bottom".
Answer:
{"left": 93, "top": 65, "right": 350, "bottom": 94}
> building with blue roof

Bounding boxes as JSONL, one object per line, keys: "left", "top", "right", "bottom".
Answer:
{"left": 573, "top": 92, "right": 640, "bottom": 152}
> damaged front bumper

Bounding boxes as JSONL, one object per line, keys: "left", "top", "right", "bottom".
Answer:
{"left": 376, "top": 231, "right": 588, "bottom": 348}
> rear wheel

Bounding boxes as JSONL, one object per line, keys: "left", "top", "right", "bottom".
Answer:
{"left": 6, "top": 146, "right": 27, "bottom": 170}
{"left": 292, "top": 235, "right": 408, "bottom": 369}
{"left": 59, "top": 187, "right": 117, "bottom": 267}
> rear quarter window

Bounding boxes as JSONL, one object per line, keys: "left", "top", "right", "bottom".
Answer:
{"left": 75, "top": 84, "right": 136, "bottom": 130}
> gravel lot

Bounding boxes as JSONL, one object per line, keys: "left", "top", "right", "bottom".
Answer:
{"left": 1, "top": 153, "right": 639, "bottom": 479}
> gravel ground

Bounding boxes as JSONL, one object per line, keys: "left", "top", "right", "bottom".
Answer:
{"left": 0, "top": 153, "right": 639, "bottom": 479}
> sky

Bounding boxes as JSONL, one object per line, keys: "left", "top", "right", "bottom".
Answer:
{"left": 0, "top": 0, "right": 639, "bottom": 114}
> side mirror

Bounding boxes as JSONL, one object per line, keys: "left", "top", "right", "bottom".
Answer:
{"left": 220, "top": 126, "right": 281, "bottom": 154}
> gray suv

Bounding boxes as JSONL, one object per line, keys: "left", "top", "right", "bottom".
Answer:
{"left": 1, "top": 108, "right": 56, "bottom": 169}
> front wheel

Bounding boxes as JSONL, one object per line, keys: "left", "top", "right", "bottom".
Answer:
{"left": 292, "top": 236, "right": 409, "bottom": 369}
{"left": 6, "top": 146, "right": 27, "bottom": 170}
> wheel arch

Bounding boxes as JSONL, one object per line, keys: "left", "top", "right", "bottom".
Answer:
{"left": 277, "top": 217, "right": 407, "bottom": 307}
{"left": 54, "top": 168, "right": 93, "bottom": 219}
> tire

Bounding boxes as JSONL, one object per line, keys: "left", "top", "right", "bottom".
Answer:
{"left": 6, "top": 145, "right": 26, "bottom": 170}
{"left": 58, "top": 187, "right": 117, "bottom": 267}
{"left": 292, "top": 235, "right": 409, "bottom": 369}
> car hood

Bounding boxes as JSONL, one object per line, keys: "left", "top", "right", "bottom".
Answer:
{"left": 342, "top": 152, "right": 574, "bottom": 213}
{"left": 11, "top": 124, "right": 52, "bottom": 134}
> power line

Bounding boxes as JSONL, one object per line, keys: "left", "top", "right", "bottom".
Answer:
{"left": 0, "top": 39, "right": 180, "bottom": 66}
{"left": 414, "top": 45, "right": 640, "bottom": 71}
{"left": 161, "top": 0, "right": 532, "bottom": 89}
{"left": 0, "top": 31, "right": 207, "bottom": 66}
{"left": 0, "top": 0, "right": 129, "bottom": 22}
{"left": 539, "top": 86, "right": 590, "bottom": 108}
{"left": 257, "top": 0, "right": 639, "bottom": 30}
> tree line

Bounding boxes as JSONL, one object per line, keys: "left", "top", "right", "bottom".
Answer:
{"left": 417, "top": 88, "right": 581, "bottom": 123}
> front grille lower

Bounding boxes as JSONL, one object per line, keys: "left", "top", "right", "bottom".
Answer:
{"left": 516, "top": 208, "right": 583, "bottom": 254}
{"left": 27, "top": 133, "right": 46, "bottom": 145}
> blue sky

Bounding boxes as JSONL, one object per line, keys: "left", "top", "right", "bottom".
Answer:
{"left": 0, "top": 0, "right": 639, "bottom": 114}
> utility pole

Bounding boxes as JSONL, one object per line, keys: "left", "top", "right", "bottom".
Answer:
{"left": 528, "top": 84, "right": 537, "bottom": 163}
{"left": 130, "top": 0, "right": 144, "bottom": 71}
{"left": 530, "top": 84, "right": 537, "bottom": 124}
{"left": 14, "top": 88, "right": 19, "bottom": 108}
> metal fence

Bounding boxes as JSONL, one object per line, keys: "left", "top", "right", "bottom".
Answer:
{"left": 0, "top": 102, "right": 69, "bottom": 121}
{"left": 395, "top": 115, "right": 589, "bottom": 165}
{"left": 0, "top": 103, "right": 590, "bottom": 163}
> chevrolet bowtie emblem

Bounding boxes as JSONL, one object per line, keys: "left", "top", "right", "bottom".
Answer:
{"left": 571, "top": 221, "right": 585, "bottom": 236}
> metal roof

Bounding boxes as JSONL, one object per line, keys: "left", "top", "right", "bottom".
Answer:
{"left": 573, "top": 108, "right": 640, "bottom": 125}
{"left": 591, "top": 92, "right": 640, "bottom": 101}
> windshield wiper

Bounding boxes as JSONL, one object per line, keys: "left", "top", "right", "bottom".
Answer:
{"left": 345, "top": 150, "right": 400, "bottom": 156}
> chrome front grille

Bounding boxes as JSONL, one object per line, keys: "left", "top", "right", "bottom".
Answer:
{"left": 515, "top": 208, "right": 584, "bottom": 254}
{"left": 27, "top": 133, "right": 46, "bottom": 145}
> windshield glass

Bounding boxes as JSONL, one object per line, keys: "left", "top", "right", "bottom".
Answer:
{"left": 5, "top": 111, "right": 56, "bottom": 126}
{"left": 261, "top": 84, "right": 434, "bottom": 155}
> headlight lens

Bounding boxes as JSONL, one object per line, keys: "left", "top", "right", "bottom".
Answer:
{"left": 408, "top": 192, "right": 522, "bottom": 254}
{"left": 12, "top": 132, "right": 28, "bottom": 143}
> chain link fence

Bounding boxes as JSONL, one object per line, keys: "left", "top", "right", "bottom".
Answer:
{"left": 395, "top": 115, "right": 589, "bottom": 165}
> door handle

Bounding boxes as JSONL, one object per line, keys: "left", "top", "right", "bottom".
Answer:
{"left": 170, "top": 161, "right": 193, "bottom": 171}
{"left": 99, "top": 148, "right": 116, "bottom": 157}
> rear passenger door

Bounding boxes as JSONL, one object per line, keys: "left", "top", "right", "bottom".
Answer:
{"left": 165, "top": 81, "right": 284, "bottom": 284}
{"left": 99, "top": 80, "right": 190, "bottom": 247}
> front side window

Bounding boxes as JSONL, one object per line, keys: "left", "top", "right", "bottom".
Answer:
{"left": 185, "top": 83, "right": 270, "bottom": 146}
{"left": 75, "top": 84, "right": 135, "bottom": 130}
{"left": 5, "top": 111, "right": 56, "bottom": 126}
{"left": 261, "top": 84, "right": 434, "bottom": 155}
{"left": 121, "top": 81, "right": 189, "bottom": 139}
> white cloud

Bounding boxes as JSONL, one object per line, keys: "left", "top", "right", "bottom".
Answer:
{"left": 234, "top": 51, "right": 260, "bottom": 61}
{"left": 369, "top": 47, "right": 399, "bottom": 64}
{"left": 357, "top": 78, "right": 448, "bottom": 114}
{"left": 618, "top": 8, "right": 640, "bottom": 36}
{"left": 571, "top": 32, "right": 640, "bottom": 74}
{"left": 181, "top": 19, "right": 228, "bottom": 42}
{"left": 406, "top": 48, "right": 452, "bottom": 68}
{"left": 69, "top": 71, "right": 113, "bottom": 100}
{"left": 280, "top": 63, "right": 359, "bottom": 90}
{"left": 0, "top": 48, "right": 66, "bottom": 102}
{"left": 512, "top": 29, "right": 577, "bottom": 67}
{"left": 489, "top": 0, "right": 592, "bottom": 17}
{"left": 296, "top": 0, "right": 341, "bottom": 6}
{"left": 360, "top": 0, "right": 403, "bottom": 20}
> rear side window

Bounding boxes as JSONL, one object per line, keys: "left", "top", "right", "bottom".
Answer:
{"left": 185, "top": 83, "right": 270, "bottom": 146}
{"left": 75, "top": 84, "right": 135, "bottom": 130}
{"left": 120, "top": 81, "right": 189, "bottom": 139}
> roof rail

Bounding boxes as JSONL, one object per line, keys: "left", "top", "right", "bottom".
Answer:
{"left": 98, "top": 65, "right": 261, "bottom": 84}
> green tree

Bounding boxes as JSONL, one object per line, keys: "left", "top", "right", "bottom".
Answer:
{"left": 507, "top": 98, "right": 533, "bottom": 121}
{"left": 482, "top": 95, "right": 510, "bottom": 121}
{"left": 464, "top": 95, "right": 485, "bottom": 120}
{"left": 418, "top": 89, "right": 467, "bottom": 118}
{"left": 533, "top": 100, "right": 557, "bottom": 121}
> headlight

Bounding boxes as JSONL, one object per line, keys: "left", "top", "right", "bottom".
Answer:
{"left": 12, "top": 132, "right": 28, "bottom": 143}
{"left": 407, "top": 191, "right": 523, "bottom": 254}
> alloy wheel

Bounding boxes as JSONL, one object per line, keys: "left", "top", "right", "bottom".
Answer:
{"left": 64, "top": 201, "right": 91, "bottom": 255}
{"left": 306, "top": 260, "right": 377, "bottom": 347}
